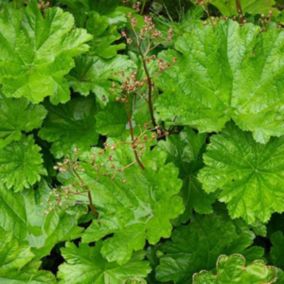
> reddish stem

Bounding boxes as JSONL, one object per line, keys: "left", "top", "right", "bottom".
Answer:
{"left": 236, "top": 0, "right": 244, "bottom": 23}
{"left": 72, "top": 166, "right": 97, "bottom": 216}
{"left": 127, "top": 113, "right": 145, "bottom": 170}
{"left": 137, "top": 44, "right": 157, "bottom": 128}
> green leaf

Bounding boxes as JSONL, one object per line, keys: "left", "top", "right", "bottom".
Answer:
{"left": 209, "top": 0, "right": 276, "bottom": 16}
{"left": 156, "top": 20, "right": 284, "bottom": 143}
{"left": 277, "top": 270, "right": 284, "bottom": 284}
{"left": 96, "top": 102, "right": 128, "bottom": 137}
{"left": 270, "top": 231, "right": 284, "bottom": 269}
{"left": 0, "top": 228, "right": 56, "bottom": 283}
{"left": 39, "top": 96, "right": 98, "bottom": 158}
{"left": 61, "top": 139, "right": 184, "bottom": 264}
{"left": 0, "top": 183, "right": 83, "bottom": 258}
{"left": 70, "top": 55, "right": 135, "bottom": 105}
{"left": 0, "top": 135, "right": 46, "bottom": 191}
{"left": 198, "top": 123, "right": 284, "bottom": 224}
{"left": 57, "top": 0, "right": 126, "bottom": 58}
{"left": 156, "top": 212, "right": 263, "bottom": 283}
{"left": 86, "top": 10, "right": 126, "bottom": 58}
{"left": 192, "top": 254, "right": 279, "bottom": 284}
{"left": 0, "top": 2, "right": 92, "bottom": 104}
{"left": 58, "top": 242, "right": 150, "bottom": 284}
{"left": 159, "top": 128, "right": 206, "bottom": 170}
{"left": 267, "top": 214, "right": 284, "bottom": 236}
{"left": 159, "top": 128, "right": 215, "bottom": 222}
{"left": 0, "top": 97, "right": 47, "bottom": 148}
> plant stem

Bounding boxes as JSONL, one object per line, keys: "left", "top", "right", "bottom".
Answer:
{"left": 131, "top": 27, "right": 157, "bottom": 129}
{"left": 137, "top": 44, "right": 157, "bottom": 128}
{"left": 71, "top": 166, "right": 97, "bottom": 216}
{"left": 235, "top": 0, "right": 244, "bottom": 23}
{"left": 141, "top": 0, "right": 147, "bottom": 14}
{"left": 127, "top": 110, "right": 145, "bottom": 170}
{"left": 87, "top": 190, "right": 97, "bottom": 216}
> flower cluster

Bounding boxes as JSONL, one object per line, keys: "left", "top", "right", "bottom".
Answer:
{"left": 119, "top": 13, "right": 175, "bottom": 93}
{"left": 38, "top": 0, "right": 50, "bottom": 10}
{"left": 46, "top": 127, "right": 157, "bottom": 214}
{"left": 121, "top": 71, "right": 146, "bottom": 94}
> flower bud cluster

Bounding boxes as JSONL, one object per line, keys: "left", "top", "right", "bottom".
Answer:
{"left": 139, "top": 15, "right": 162, "bottom": 39}
{"left": 89, "top": 129, "right": 155, "bottom": 179}
{"left": 121, "top": 71, "right": 146, "bottom": 94}
{"left": 46, "top": 147, "right": 89, "bottom": 213}
{"left": 44, "top": 184, "right": 86, "bottom": 215}
{"left": 258, "top": 11, "right": 274, "bottom": 29}
{"left": 119, "top": 13, "right": 175, "bottom": 100}
{"left": 132, "top": 1, "right": 141, "bottom": 12}
{"left": 38, "top": 0, "right": 50, "bottom": 10}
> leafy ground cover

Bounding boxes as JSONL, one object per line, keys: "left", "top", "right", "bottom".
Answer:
{"left": 1, "top": 0, "right": 284, "bottom": 283}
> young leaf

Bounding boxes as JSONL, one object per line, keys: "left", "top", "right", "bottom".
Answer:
{"left": 0, "top": 2, "right": 92, "bottom": 104}
{"left": 0, "top": 97, "right": 47, "bottom": 148}
{"left": 58, "top": 242, "right": 151, "bottom": 284}
{"left": 61, "top": 139, "right": 184, "bottom": 264}
{"left": 156, "top": 212, "right": 263, "bottom": 283}
{"left": 0, "top": 228, "right": 56, "bottom": 283}
{"left": 193, "top": 254, "right": 279, "bottom": 284}
{"left": 85, "top": 10, "right": 126, "bottom": 58}
{"left": 159, "top": 128, "right": 215, "bottom": 222}
{"left": 0, "top": 135, "right": 46, "bottom": 191}
{"left": 39, "top": 96, "right": 98, "bottom": 158}
{"left": 156, "top": 20, "right": 284, "bottom": 143}
{"left": 198, "top": 123, "right": 284, "bottom": 224}
{"left": 58, "top": 0, "right": 126, "bottom": 58}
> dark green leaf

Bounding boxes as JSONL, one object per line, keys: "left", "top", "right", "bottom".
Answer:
{"left": 39, "top": 96, "right": 98, "bottom": 158}
{"left": 156, "top": 212, "right": 263, "bottom": 283}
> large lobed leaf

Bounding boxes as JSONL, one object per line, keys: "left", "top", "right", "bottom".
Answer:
{"left": 60, "top": 138, "right": 184, "bottom": 264}
{"left": 0, "top": 184, "right": 83, "bottom": 258}
{"left": 198, "top": 123, "right": 284, "bottom": 224}
{"left": 156, "top": 20, "right": 284, "bottom": 143}
{"left": 0, "top": 135, "right": 46, "bottom": 191}
{"left": 58, "top": 242, "right": 150, "bottom": 284}
{"left": 0, "top": 1, "right": 92, "bottom": 104}
{"left": 156, "top": 212, "right": 263, "bottom": 283}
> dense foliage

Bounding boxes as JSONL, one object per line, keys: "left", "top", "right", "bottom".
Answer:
{"left": 1, "top": 0, "right": 284, "bottom": 283}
